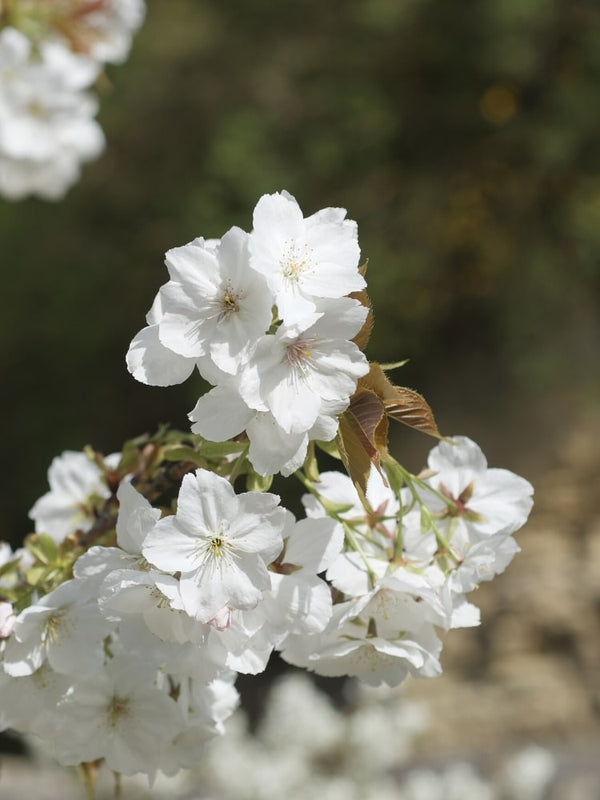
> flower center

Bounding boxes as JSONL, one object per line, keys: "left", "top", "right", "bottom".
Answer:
{"left": 217, "top": 280, "right": 242, "bottom": 320}
{"left": 280, "top": 241, "right": 312, "bottom": 283}
{"left": 107, "top": 695, "right": 131, "bottom": 727}
{"left": 208, "top": 535, "right": 226, "bottom": 557}
{"left": 149, "top": 586, "right": 171, "bottom": 609}
{"left": 43, "top": 609, "right": 66, "bottom": 645}
{"left": 285, "top": 337, "right": 314, "bottom": 369}
{"left": 197, "top": 522, "right": 237, "bottom": 568}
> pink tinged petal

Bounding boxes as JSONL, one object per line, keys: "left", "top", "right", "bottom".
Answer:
{"left": 284, "top": 517, "right": 343, "bottom": 572}
{"left": 189, "top": 385, "right": 253, "bottom": 441}
{"left": 126, "top": 324, "right": 196, "bottom": 387}
{"left": 207, "top": 606, "right": 232, "bottom": 631}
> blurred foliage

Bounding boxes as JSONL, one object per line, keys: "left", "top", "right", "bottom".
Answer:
{"left": 1, "top": 0, "right": 599, "bottom": 544}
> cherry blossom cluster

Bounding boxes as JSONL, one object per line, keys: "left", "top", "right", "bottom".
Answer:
{"left": 284, "top": 436, "right": 533, "bottom": 685}
{"left": 0, "top": 0, "right": 145, "bottom": 200}
{"left": 127, "top": 190, "right": 370, "bottom": 477}
{"left": 0, "top": 194, "right": 534, "bottom": 783}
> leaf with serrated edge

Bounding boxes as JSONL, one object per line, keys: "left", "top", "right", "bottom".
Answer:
{"left": 359, "top": 364, "right": 441, "bottom": 439}
{"left": 385, "top": 386, "right": 441, "bottom": 438}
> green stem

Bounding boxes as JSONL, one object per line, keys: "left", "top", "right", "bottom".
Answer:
{"left": 227, "top": 442, "right": 250, "bottom": 484}
{"left": 78, "top": 762, "right": 98, "bottom": 800}
{"left": 295, "top": 470, "right": 378, "bottom": 587}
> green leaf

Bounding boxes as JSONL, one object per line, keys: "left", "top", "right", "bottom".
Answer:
{"left": 316, "top": 439, "right": 342, "bottom": 460}
{"left": 199, "top": 440, "right": 248, "bottom": 459}
{"left": 0, "top": 559, "right": 20, "bottom": 580}
{"left": 381, "top": 456, "right": 405, "bottom": 497}
{"left": 302, "top": 442, "right": 320, "bottom": 483}
{"left": 161, "top": 445, "right": 206, "bottom": 467}
{"left": 25, "top": 565, "right": 46, "bottom": 586}
{"left": 25, "top": 534, "right": 58, "bottom": 566}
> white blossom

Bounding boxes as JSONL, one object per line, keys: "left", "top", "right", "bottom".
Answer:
{"left": 3, "top": 579, "right": 112, "bottom": 677}
{"left": 52, "top": 656, "right": 183, "bottom": 775}
{"left": 157, "top": 227, "right": 274, "bottom": 374}
{"left": 248, "top": 190, "right": 365, "bottom": 324}
{"left": 238, "top": 300, "right": 368, "bottom": 435}
{"left": 29, "top": 449, "right": 119, "bottom": 541}
{"left": 142, "top": 469, "right": 286, "bottom": 623}
{"left": 0, "top": 28, "right": 104, "bottom": 200}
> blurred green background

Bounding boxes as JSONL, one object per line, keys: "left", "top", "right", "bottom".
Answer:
{"left": 1, "top": 0, "right": 599, "bottom": 544}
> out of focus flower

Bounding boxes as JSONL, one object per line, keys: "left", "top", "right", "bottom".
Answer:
{"left": 0, "top": 27, "right": 104, "bottom": 199}
{"left": 29, "top": 450, "right": 119, "bottom": 541}
{"left": 0, "top": 1, "right": 146, "bottom": 199}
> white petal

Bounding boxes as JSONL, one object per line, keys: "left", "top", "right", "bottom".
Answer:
{"left": 126, "top": 324, "right": 196, "bottom": 386}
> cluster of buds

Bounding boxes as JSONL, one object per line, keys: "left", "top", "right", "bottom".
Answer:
{"left": 0, "top": 193, "right": 533, "bottom": 782}
{"left": 0, "top": 0, "right": 144, "bottom": 199}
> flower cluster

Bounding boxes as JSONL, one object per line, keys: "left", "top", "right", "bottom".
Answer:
{"left": 283, "top": 436, "right": 533, "bottom": 685}
{"left": 0, "top": 0, "right": 145, "bottom": 200}
{"left": 127, "top": 191, "right": 370, "bottom": 477}
{"left": 0, "top": 193, "right": 534, "bottom": 783}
